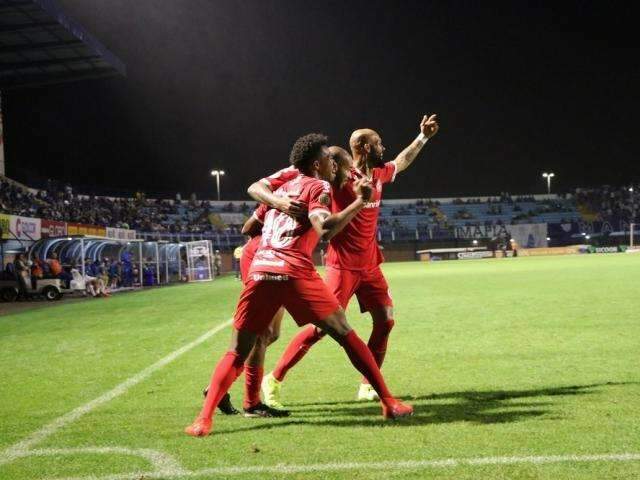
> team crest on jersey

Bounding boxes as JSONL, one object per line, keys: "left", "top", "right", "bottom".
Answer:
{"left": 318, "top": 193, "right": 331, "bottom": 206}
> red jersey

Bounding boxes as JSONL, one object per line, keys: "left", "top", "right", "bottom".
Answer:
{"left": 325, "top": 162, "right": 397, "bottom": 271}
{"left": 243, "top": 204, "right": 269, "bottom": 261}
{"left": 261, "top": 165, "right": 300, "bottom": 190}
{"left": 249, "top": 175, "right": 331, "bottom": 278}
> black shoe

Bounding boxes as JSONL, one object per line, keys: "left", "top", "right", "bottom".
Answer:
{"left": 202, "top": 388, "right": 240, "bottom": 415}
{"left": 243, "top": 402, "right": 290, "bottom": 418}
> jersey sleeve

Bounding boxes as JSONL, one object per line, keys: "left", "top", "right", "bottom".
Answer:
{"left": 252, "top": 203, "right": 269, "bottom": 223}
{"left": 306, "top": 180, "right": 332, "bottom": 219}
{"left": 374, "top": 161, "right": 397, "bottom": 185}
{"left": 260, "top": 166, "right": 300, "bottom": 190}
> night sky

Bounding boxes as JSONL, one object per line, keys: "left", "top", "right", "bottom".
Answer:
{"left": 3, "top": 0, "right": 639, "bottom": 199}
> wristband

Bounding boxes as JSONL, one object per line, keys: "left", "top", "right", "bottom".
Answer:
{"left": 416, "top": 133, "right": 429, "bottom": 145}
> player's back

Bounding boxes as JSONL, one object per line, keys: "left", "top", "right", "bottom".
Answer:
{"left": 250, "top": 175, "right": 331, "bottom": 278}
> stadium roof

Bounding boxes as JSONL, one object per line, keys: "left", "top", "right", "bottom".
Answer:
{"left": 0, "top": 0, "right": 125, "bottom": 89}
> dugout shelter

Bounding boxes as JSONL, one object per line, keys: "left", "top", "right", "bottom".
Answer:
{"left": 28, "top": 236, "right": 185, "bottom": 286}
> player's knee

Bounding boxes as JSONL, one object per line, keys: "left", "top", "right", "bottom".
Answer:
{"left": 316, "top": 308, "right": 350, "bottom": 338}
{"left": 231, "top": 329, "right": 258, "bottom": 359}
{"left": 380, "top": 318, "right": 395, "bottom": 335}
{"left": 371, "top": 306, "right": 394, "bottom": 324}
{"left": 254, "top": 333, "right": 269, "bottom": 348}
{"left": 330, "top": 310, "right": 352, "bottom": 336}
{"left": 267, "top": 329, "right": 280, "bottom": 345}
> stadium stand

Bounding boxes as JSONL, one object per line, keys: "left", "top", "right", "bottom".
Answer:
{"left": 2, "top": 175, "right": 637, "bottom": 250}
{"left": 574, "top": 186, "right": 638, "bottom": 223}
{"left": 0, "top": 176, "right": 587, "bottom": 241}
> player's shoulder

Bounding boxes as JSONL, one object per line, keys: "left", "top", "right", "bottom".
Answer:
{"left": 305, "top": 176, "right": 331, "bottom": 193}
{"left": 267, "top": 165, "right": 299, "bottom": 180}
{"left": 372, "top": 161, "right": 396, "bottom": 174}
{"left": 299, "top": 176, "right": 331, "bottom": 208}
{"left": 371, "top": 161, "right": 397, "bottom": 184}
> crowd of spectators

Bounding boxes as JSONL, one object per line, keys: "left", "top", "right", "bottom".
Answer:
{"left": 5, "top": 176, "right": 636, "bottom": 241}
{"left": 451, "top": 193, "right": 538, "bottom": 205}
{"left": 575, "top": 185, "right": 638, "bottom": 222}
{"left": 0, "top": 177, "right": 250, "bottom": 236}
{"left": 382, "top": 194, "right": 577, "bottom": 228}
{"left": 0, "top": 177, "right": 40, "bottom": 216}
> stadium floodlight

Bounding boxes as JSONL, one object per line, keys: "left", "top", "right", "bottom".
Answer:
{"left": 585, "top": 235, "right": 591, "bottom": 240}
{"left": 546, "top": 237, "right": 551, "bottom": 241}
{"left": 211, "top": 169, "right": 225, "bottom": 201}
{"left": 542, "top": 172, "right": 555, "bottom": 194}
{"left": 629, "top": 187, "right": 634, "bottom": 193}
{"left": 472, "top": 239, "right": 478, "bottom": 245}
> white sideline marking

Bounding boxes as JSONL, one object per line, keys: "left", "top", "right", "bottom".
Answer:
{"left": 11, "top": 447, "right": 185, "bottom": 475}
{"left": 0, "top": 318, "right": 233, "bottom": 466}
{"left": 45, "top": 453, "right": 640, "bottom": 480}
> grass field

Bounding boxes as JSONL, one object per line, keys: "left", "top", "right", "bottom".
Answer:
{"left": 1, "top": 254, "right": 639, "bottom": 480}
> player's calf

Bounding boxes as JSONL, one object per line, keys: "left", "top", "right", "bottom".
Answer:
{"left": 315, "top": 311, "right": 412, "bottom": 419}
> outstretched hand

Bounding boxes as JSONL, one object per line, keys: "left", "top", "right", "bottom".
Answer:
{"left": 420, "top": 114, "right": 439, "bottom": 139}
{"left": 354, "top": 178, "right": 373, "bottom": 202}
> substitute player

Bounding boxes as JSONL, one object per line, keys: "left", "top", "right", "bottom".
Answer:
{"left": 185, "top": 133, "right": 412, "bottom": 437}
{"left": 249, "top": 115, "right": 439, "bottom": 405}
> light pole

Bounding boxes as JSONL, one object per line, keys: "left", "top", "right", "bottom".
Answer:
{"left": 542, "top": 172, "right": 555, "bottom": 194}
{"left": 210, "top": 169, "right": 225, "bottom": 201}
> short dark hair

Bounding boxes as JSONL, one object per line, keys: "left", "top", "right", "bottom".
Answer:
{"left": 289, "top": 133, "right": 328, "bottom": 173}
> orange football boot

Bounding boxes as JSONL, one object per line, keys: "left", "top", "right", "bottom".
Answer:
{"left": 184, "top": 416, "right": 212, "bottom": 437}
{"left": 382, "top": 400, "right": 414, "bottom": 420}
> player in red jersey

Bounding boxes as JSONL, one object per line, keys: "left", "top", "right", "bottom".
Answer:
{"left": 208, "top": 148, "right": 352, "bottom": 416}
{"left": 203, "top": 204, "right": 290, "bottom": 417}
{"left": 185, "top": 133, "right": 412, "bottom": 437}
{"left": 250, "top": 115, "right": 439, "bottom": 405}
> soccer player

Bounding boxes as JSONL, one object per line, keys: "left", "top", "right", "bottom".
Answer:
{"left": 236, "top": 207, "right": 290, "bottom": 416}
{"left": 203, "top": 212, "right": 289, "bottom": 417}
{"left": 250, "top": 115, "right": 439, "bottom": 405}
{"left": 185, "top": 133, "right": 412, "bottom": 437}
{"left": 208, "top": 147, "right": 353, "bottom": 416}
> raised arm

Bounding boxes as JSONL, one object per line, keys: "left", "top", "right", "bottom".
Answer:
{"left": 310, "top": 179, "right": 372, "bottom": 241}
{"left": 392, "top": 114, "right": 439, "bottom": 174}
{"left": 247, "top": 180, "right": 307, "bottom": 219}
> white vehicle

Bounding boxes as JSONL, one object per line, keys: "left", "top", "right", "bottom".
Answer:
{"left": 0, "top": 274, "right": 84, "bottom": 302}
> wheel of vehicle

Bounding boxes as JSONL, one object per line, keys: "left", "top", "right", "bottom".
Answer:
{"left": 0, "top": 287, "right": 18, "bottom": 302}
{"left": 42, "top": 286, "right": 62, "bottom": 301}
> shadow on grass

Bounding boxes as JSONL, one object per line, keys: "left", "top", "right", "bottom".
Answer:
{"left": 214, "top": 382, "right": 635, "bottom": 436}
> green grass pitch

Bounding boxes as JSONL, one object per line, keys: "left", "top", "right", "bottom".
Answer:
{"left": 1, "top": 254, "right": 639, "bottom": 479}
